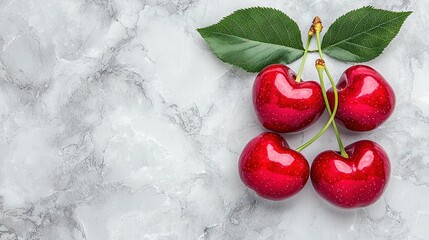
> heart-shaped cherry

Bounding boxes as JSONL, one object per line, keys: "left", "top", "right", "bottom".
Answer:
{"left": 253, "top": 64, "right": 325, "bottom": 133}
{"left": 326, "top": 65, "right": 395, "bottom": 132}
{"left": 311, "top": 140, "right": 390, "bottom": 208}
{"left": 239, "top": 132, "right": 309, "bottom": 200}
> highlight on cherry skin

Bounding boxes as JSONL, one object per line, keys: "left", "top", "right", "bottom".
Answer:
{"left": 253, "top": 64, "right": 325, "bottom": 133}
{"left": 238, "top": 132, "right": 310, "bottom": 200}
{"left": 326, "top": 65, "right": 396, "bottom": 132}
{"left": 310, "top": 140, "right": 390, "bottom": 208}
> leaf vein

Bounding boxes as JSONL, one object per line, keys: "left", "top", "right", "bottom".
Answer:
{"left": 255, "top": 8, "right": 285, "bottom": 46}
{"left": 325, "top": 13, "right": 407, "bottom": 49}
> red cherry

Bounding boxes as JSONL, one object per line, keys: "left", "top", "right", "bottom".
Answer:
{"left": 326, "top": 65, "right": 395, "bottom": 131}
{"left": 311, "top": 140, "right": 390, "bottom": 208}
{"left": 239, "top": 132, "right": 309, "bottom": 200}
{"left": 253, "top": 64, "right": 325, "bottom": 133}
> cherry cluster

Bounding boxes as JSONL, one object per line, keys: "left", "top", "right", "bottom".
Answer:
{"left": 238, "top": 18, "right": 394, "bottom": 208}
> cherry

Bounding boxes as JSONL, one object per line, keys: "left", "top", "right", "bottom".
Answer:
{"left": 239, "top": 132, "right": 309, "bottom": 200}
{"left": 326, "top": 65, "right": 395, "bottom": 132}
{"left": 310, "top": 140, "right": 390, "bottom": 208}
{"left": 253, "top": 64, "right": 325, "bottom": 133}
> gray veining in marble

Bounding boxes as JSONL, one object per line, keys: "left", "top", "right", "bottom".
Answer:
{"left": 0, "top": 0, "right": 428, "bottom": 239}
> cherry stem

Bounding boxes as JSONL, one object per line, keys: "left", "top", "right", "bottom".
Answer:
{"left": 295, "top": 35, "right": 312, "bottom": 82}
{"left": 296, "top": 62, "right": 338, "bottom": 152}
{"left": 315, "top": 31, "right": 349, "bottom": 158}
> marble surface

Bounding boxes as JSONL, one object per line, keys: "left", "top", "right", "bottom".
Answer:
{"left": 0, "top": 0, "right": 428, "bottom": 239}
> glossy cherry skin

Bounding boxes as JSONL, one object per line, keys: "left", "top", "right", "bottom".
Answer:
{"left": 253, "top": 64, "right": 325, "bottom": 133}
{"left": 239, "top": 132, "right": 309, "bottom": 200}
{"left": 326, "top": 65, "right": 395, "bottom": 131}
{"left": 311, "top": 140, "right": 390, "bottom": 208}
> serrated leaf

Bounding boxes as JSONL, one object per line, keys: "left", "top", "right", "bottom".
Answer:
{"left": 197, "top": 7, "right": 304, "bottom": 72}
{"left": 322, "top": 6, "right": 411, "bottom": 62}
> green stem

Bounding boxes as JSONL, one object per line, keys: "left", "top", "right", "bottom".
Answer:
{"left": 315, "top": 31, "right": 348, "bottom": 158}
{"left": 315, "top": 32, "right": 323, "bottom": 59}
{"left": 295, "top": 36, "right": 312, "bottom": 82}
{"left": 296, "top": 65, "right": 339, "bottom": 152}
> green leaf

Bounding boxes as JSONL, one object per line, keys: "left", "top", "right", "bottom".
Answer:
{"left": 322, "top": 6, "right": 411, "bottom": 62}
{"left": 197, "top": 7, "right": 304, "bottom": 72}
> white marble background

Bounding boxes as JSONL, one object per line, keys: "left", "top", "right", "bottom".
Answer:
{"left": 0, "top": 0, "right": 428, "bottom": 239}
